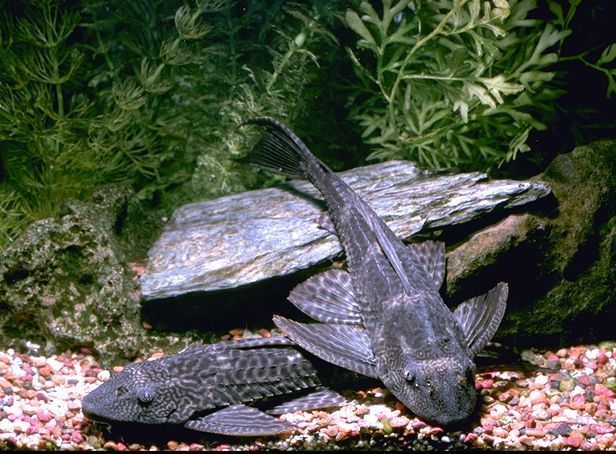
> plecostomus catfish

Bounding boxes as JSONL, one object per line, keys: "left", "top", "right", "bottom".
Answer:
{"left": 243, "top": 117, "right": 508, "bottom": 426}
{"left": 82, "top": 337, "right": 346, "bottom": 436}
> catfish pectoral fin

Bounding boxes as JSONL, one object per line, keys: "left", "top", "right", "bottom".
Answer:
{"left": 185, "top": 404, "right": 295, "bottom": 436}
{"left": 453, "top": 282, "right": 508, "bottom": 356}
{"left": 273, "top": 315, "right": 378, "bottom": 378}
{"left": 406, "top": 240, "right": 446, "bottom": 290}
{"left": 289, "top": 268, "right": 361, "bottom": 324}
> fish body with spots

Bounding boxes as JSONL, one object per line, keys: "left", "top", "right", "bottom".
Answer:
{"left": 244, "top": 117, "right": 508, "bottom": 426}
{"left": 82, "top": 337, "right": 345, "bottom": 436}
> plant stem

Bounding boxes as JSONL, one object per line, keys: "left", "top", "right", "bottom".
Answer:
{"left": 387, "top": 0, "right": 469, "bottom": 124}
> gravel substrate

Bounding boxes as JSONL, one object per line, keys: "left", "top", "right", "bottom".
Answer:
{"left": 1, "top": 334, "right": 615, "bottom": 451}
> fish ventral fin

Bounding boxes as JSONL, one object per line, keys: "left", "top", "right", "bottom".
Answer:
{"left": 273, "top": 315, "right": 378, "bottom": 379}
{"left": 289, "top": 269, "right": 361, "bottom": 324}
{"left": 241, "top": 117, "right": 313, "bottom": 180}
{"left": 184, "top": 404, "right": 295, "bottom": 436}
{"left": 407, "top": 241, "right": 446, "bottom": 290}
{"left": 267, "top": 388, "right": 346, "bottom": 415}
{"left": 453, "top": 282, "right": 508, "bottom": 356}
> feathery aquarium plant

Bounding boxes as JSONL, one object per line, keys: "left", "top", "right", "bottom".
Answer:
{"left": 0, "top": 0, "right": 176, "bottom": 250}
{"left": 83, "top": 0, "right": 344, "bottom": 201}
{"left": 0, "top": 0, "right": 348, "bottom": 249}
{"left": 344, "top": 0, "right": 616, "bottom": 171}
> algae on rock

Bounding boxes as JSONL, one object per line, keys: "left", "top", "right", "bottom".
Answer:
{"left": 446, "top": 140, "right": 616, "bottom": 346}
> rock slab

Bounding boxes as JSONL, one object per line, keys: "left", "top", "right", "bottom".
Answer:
{"left": 141, "top": 160, "right": 552, "bottom": 301}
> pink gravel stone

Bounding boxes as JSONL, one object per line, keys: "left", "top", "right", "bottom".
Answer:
{"left": 563, "top": 437, "right": 582, "bottom": 448}
{"left": 464, "top": 433, "right": 477, "bottom": 443}
{"left": 597, "top": 353, "right": 608, "bottom": 365}
{"left": 36, "top": 410, "right": 52, "bottom": 423}
{"left": 525, "top": 428, "right": 546, "bottom": 437}
{"left": 410, "top": 419, "right": 427, "bottom": 430}
{"left": 590, "top": 424, "right": 615, "bottom": 434}
{"left": 38, "top": 366, "right": 52, "bottom": 377}
{"left": 519, "top": 436, "right": 535, "bottom": 447}
{"left": 324, "top": 426, "right": 338, "bottom": 437}
{"left": 481, "top": 379, "right": 494, "bottom": 389}
{"left": 492, "top": 427, "right": 508, "bottom": 438}
{"left": 570, "top": 394, "right": 586, "bottom": 409}
{"left": 529, "top": 389, "right": 546, "bottom": 404}
{"left": 71, "top": 432, "right": 83, "bottom": 444}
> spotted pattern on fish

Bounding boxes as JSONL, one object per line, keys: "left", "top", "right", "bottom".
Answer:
{"left": 244, "top": 117, "right": 508, "bottom": 427}
{"left": 82, "top": 337, "right": 345, "bottom": 436}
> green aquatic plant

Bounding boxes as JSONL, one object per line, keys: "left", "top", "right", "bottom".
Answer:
{"left": 0, "top": 0, "right": 178, "bottom": 248}
{"left": 0, "top": 0, "right": 344, "bottom": 248}
{"left": 344, "top": 0, "right": 614, "bottom": 171}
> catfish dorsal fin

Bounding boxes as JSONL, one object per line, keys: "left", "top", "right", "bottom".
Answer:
{"left": 357, "top": 197, "right": 413, "bottom": 292}
{"left": 453, "top": 282, "right": 508, "bottom": 356}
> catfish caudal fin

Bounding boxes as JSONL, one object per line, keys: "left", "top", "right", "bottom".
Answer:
{"left": 453, "top": 282, "right": 508, "bottom": 356}
{"left": 241, "top": 117, "right": 320, "bottom": 180}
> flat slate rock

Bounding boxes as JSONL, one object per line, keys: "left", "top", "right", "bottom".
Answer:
{"left": 141, "top": 161, "right": 551, "bottom": 301}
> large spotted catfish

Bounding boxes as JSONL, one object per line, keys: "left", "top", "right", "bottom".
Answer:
{"left": 243, "top": 117, "right": 508, "bottom": 426}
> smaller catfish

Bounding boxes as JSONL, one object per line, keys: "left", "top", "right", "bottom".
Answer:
{"left": 82, "top": 337, "right": 346, "bottom": 436}
{"left": 242, "top": 117, "right": 508, "bottom": 426}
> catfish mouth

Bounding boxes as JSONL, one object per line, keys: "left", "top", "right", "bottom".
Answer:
{"left": 81, "top": 392, "right": 128, "bottom": 424}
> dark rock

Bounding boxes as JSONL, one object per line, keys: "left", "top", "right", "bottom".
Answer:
{"left": 548, "top": 424, "right": 572, "bottom": 437}
{"left": 447, "top": 140, "right": 615, "bottom": 346}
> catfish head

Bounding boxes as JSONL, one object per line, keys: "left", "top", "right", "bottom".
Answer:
{"left": 82, "top": 361, "right": 196, "bottom": 425}
{"left": 376, "top": 292, "right": 479, "bottom": 426}
{"left": 385, "top": 352, "right": 477, "bottom": 426}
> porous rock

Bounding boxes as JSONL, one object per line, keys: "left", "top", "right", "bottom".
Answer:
{"left": 0, "top": 186, "right": 160, "bottom": 363}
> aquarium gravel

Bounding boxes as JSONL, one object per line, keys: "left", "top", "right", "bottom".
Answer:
{"left": 0, "top": 333, "right": 615, "bottom": 451}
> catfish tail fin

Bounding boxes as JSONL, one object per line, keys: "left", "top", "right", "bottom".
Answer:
{"left": 241, "top": 117, "right": 324, "bottom": 180}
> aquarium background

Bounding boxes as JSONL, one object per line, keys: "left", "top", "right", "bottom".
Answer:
{"left": 0, "top": 0, "right": 614, "bottom": 251}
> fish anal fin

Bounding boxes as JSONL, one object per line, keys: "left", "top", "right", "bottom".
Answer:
{"left": 407, "top": 241, "right": 446, "bottom": 290}
{"left": 288, "top": 269, "right": 361, "bottom": 324}
{"left": 453, "top": 282, "right": 508, "bottom": 356}
{"left": 267, "top": 388, "right": 345, "bottom": 415}
{"left": 273, "top": 315, "right": 378, "bottom": 379}
{"left": 185, "top": 404, "right": 295, "bottom": 436}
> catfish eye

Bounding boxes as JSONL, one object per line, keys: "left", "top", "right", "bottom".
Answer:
{"left": 403, "top": 369, "right": 417, "bottom": 387}
{"left": 425, "top": 378, "right": 435, "bottom": 395}
{"left": 116, "top": 386, "right": 128, "bottom": 396}
{"left": 137, "top": 388, "right": 155, "bottom": 403}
